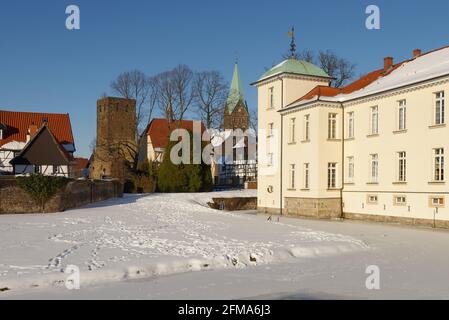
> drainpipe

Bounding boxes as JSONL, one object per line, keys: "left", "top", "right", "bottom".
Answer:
{"left": 279, "top": 76, "right": 284, "bottom": 216}
{"left": 340, "top": 101, "right": 345, "bottom": 220}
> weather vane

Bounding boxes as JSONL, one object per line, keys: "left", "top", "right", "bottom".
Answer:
{"left": 288, "top": 26, "right": 296, "bottom": 58}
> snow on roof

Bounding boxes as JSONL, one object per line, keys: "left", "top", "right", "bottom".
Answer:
{"left": 288, "top": 46, "right": 449, "bottom": 108}
{"left": 328, "top": 46, "right": 449, "bottom": 103}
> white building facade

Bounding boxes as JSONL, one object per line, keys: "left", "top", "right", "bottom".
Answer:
{"left": 254, "top": 46, "right": 449, "bottom": 228}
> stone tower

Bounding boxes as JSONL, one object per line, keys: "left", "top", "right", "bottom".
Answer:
{"left": 90, "top": 97, "right": 137, "bottom": 182}
{"left": 223, "top": 63, "right": 250, "bottom": 131}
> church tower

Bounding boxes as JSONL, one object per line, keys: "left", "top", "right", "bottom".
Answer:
{"left": 223, "top": 63, "right": 250, "bottom": 131}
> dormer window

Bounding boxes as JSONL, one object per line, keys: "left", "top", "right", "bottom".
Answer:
{"left": 0, "top": 123, "right": 6, "bottom": 140}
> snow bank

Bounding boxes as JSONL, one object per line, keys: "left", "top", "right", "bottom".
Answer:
{"left": 0, "top": 191, "right": 367, "bottom": 293}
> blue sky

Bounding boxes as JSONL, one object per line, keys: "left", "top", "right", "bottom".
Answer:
{"left": 1, "top": 0, "right": 448, "bottom": 157}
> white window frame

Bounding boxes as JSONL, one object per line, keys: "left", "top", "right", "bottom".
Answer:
{"left": 0, "top": 129, "right": 3, "bottom": 140}
{"left": 398, "top": 100, "right": 407, "bottom": 131}
{"left": 328, "top": 113, "right": 337, "bottom": 139}
{"left": 267, "top": 153, "right": 274, "bottom": 167}
{"left": 269, "top": 87, "right": 274, "bottom": 109}
{"left": 327, "top": 163, "right": 337, "bottom": 189}
{"left": 303, "top": 115, "right": 310, "bottom": 141}
{"left": 267, "top": 123, "right": 274, "bottom": 138}
{"left": 347, "top": 112, "right": 354, "bottom": 139}
{"left": 289, "top": 164, "right": 296, "bottom": 189}
{"left": 398, "top": 151, "right": 407, "bottom": 182}
{"left": 370, "top": 106, "right": 379, "bottom": 135}
{"left": 371, "top": 154, "right": 379, "bottom": 183}
{"left": 434, "top": 148, "right": 445, "bottom": 182}
{"left": 435, "top": 91, "right": 445, "bottom": 125}
{"left": 394, "top": 195, "right": 407, "bottom": 206}
{"left": 367, "top": 195, "right": 378, "bottom": 204}
{"left": 347, "top": 156, "right": 354, "bottom": 183}
{"left": 289, "top": 118, "right": 296, "bottom": 143}
{"left": 303, "top": 163, "right": 310, "bottom": 189}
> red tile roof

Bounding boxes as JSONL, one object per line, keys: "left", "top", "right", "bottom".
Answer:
{"left": 0, "top": 110, "right": 74, "bottom": 148}
{"left": 74, "top": 157, "right": 90, "bottom": 171}
{"left": 146, "top": 118, "right": 206, "bottom": 149}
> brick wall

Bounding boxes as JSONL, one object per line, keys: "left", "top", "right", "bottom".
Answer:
{"left": 0, "top": 178, "right": 123, "bottom": 214}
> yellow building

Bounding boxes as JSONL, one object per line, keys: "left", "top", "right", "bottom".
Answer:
{"left": 253, "top": 46, "right": 449, "bottom": 228}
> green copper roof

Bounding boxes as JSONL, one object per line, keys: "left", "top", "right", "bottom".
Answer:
{"left": 258, "top": 58, "right": 330, "bottom": 81}
{"left": 226, "top": 63, "right": 245, "bottom": 114}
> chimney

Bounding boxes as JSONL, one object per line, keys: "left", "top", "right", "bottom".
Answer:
{"left": 413, "top": 49, "right": 422, "bottom": 58}
{"left": 384, "top": 57, "right": 394, "bottom": 71}
{"left": 26, "top": 123, "right": 38, "bottom": 143}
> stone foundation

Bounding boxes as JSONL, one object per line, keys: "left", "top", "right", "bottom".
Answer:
{"left": 343, "top": 212, "right": 449, "bottom": 229}
{"left": 284, "top": 197, "right": 342, "bottom": 220}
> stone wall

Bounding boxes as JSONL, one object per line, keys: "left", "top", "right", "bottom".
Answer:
{"left": 0, "top": 178, "right": 123, "bottom": 214}
{"left": 284, "top": 197, "right": 342, "bottom": 220}
{"left": 208, "top": 197, "right": 257, "bottom": 211}
{"left": 343, "top": 212, "right": 449, "bottom": 229}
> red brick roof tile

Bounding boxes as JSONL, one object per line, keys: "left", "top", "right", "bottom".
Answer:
{"left": 0, "top": 110, "right": 74, "bottom": 148}
{"left": 145, "top": 118, "right": 206, "bottom": 149}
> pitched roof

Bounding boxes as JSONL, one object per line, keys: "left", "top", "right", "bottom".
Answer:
{"left": 287, "top": 45, "right": 449, "bottom": 108}
{"left": 257, "top": 58, "right": 331, "bottom": 83}
{"left": 0, "top": 110, "right": 74, "bottom": 148}
{"left": 10, "top": 125, "right": 71, "bottom": 165}
{"left": 226, "top": 63, "right": 246, "bottom": 114}
{"left": 74, "top": 157, "right": 90, "bottom": 171}
{"left": 145, "top": 118, "right": 206, "bottom": 149}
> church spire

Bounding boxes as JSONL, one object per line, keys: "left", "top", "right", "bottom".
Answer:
{"left": 226, "top": 62, "right": 245, "bottom": 114}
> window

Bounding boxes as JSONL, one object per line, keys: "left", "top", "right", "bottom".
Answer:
{"left": 394, "top": 196, "right": 407, "bottom": 206}
{"left": 328, "top": 113, "right": 337, "bottom": 139}
{"left": 35, "top": 166, "right": 41, "bottom": 174}
{"left": 303, "top": 163, "right": 310, "bottom": 189}
{"left": 370, "top": 106, "right": 379, "bottom": 135}
{"left": 303, "top": 115, "right": 310, "bottom": 141}
{"left": 327, "top": 163, "right": 337, "bottom": 189}
{"left": 398, "top": 151, "right": 407, "bottom": 182}
{"left": 53, "top": 166, "right": 59, "bottom": 175}
{"left": 368, "top": 195, "right": 378, "bottom": 204}
{"left": 430, "top": 197, "right": 445, "bottom": 207}
{"left": 267, "top": 123, "right": 274, "bottom": 137}
{"left": 347, "top": 112, "right": 354, "bottom": 139}
{"left": 289, "top": 164, "right": 296, "bottom": 189}
{"left": 269, "top": 87, "right": 274, "bottom": 109}
{"left": 0, "top": 129, "right": 3, "bottom": 140}
{"left": 267, "top": 153, "right": 274, "bottom": 167}
{"left": 434, "top": 148, "right": 445, "bottom": 181}
{"left": 435, "top": 91, "right": 445, "bottom": 125}
{"left": 289, "top": 118, "right": 296, "bottom": 143}
{"left": 398, "top": 100, "right": 407, "bottom": 131}
{"left": 371, "top": 154, "right": 379, "bottom": 183}
{"left": 347, "top": 156, "right": 354, "bottom": 183}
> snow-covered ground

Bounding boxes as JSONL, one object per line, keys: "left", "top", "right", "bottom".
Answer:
{"left": 1, "top": 190, "right": 449, "bottom": 300}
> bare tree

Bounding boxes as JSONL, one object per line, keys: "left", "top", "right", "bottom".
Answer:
{"left": 193, "top": 71, "right": 228, "bottom": 129}
{"left": 249, "top": 107, "right": 258, "bottom": 133}
{"left": 171, "top": 65, "right": 195, "bottom": 121}
{"left": 317, "top": 50, "right": 356, "bottom": 88}
{"left": 281, "top": 49, "right": 356, "bottom": 88}
{"left": 111, "top": 70, "right": 151, "bottom": 133}
{"left": 152, "top": 65, "right": 195, "bottom": 122}
{"left": 152, "top": 70, "right": 176, "bottom": 120}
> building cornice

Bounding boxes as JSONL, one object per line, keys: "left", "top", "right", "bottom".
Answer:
{"left": 342, "top": 74, "right": 449, "bottom": 107}
{"left": 251, "top": 72, "right": 331, "bottom": 87}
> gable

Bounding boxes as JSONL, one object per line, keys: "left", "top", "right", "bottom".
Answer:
{"left": 11, "top": 127, "right": 70, "bottom": 166}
